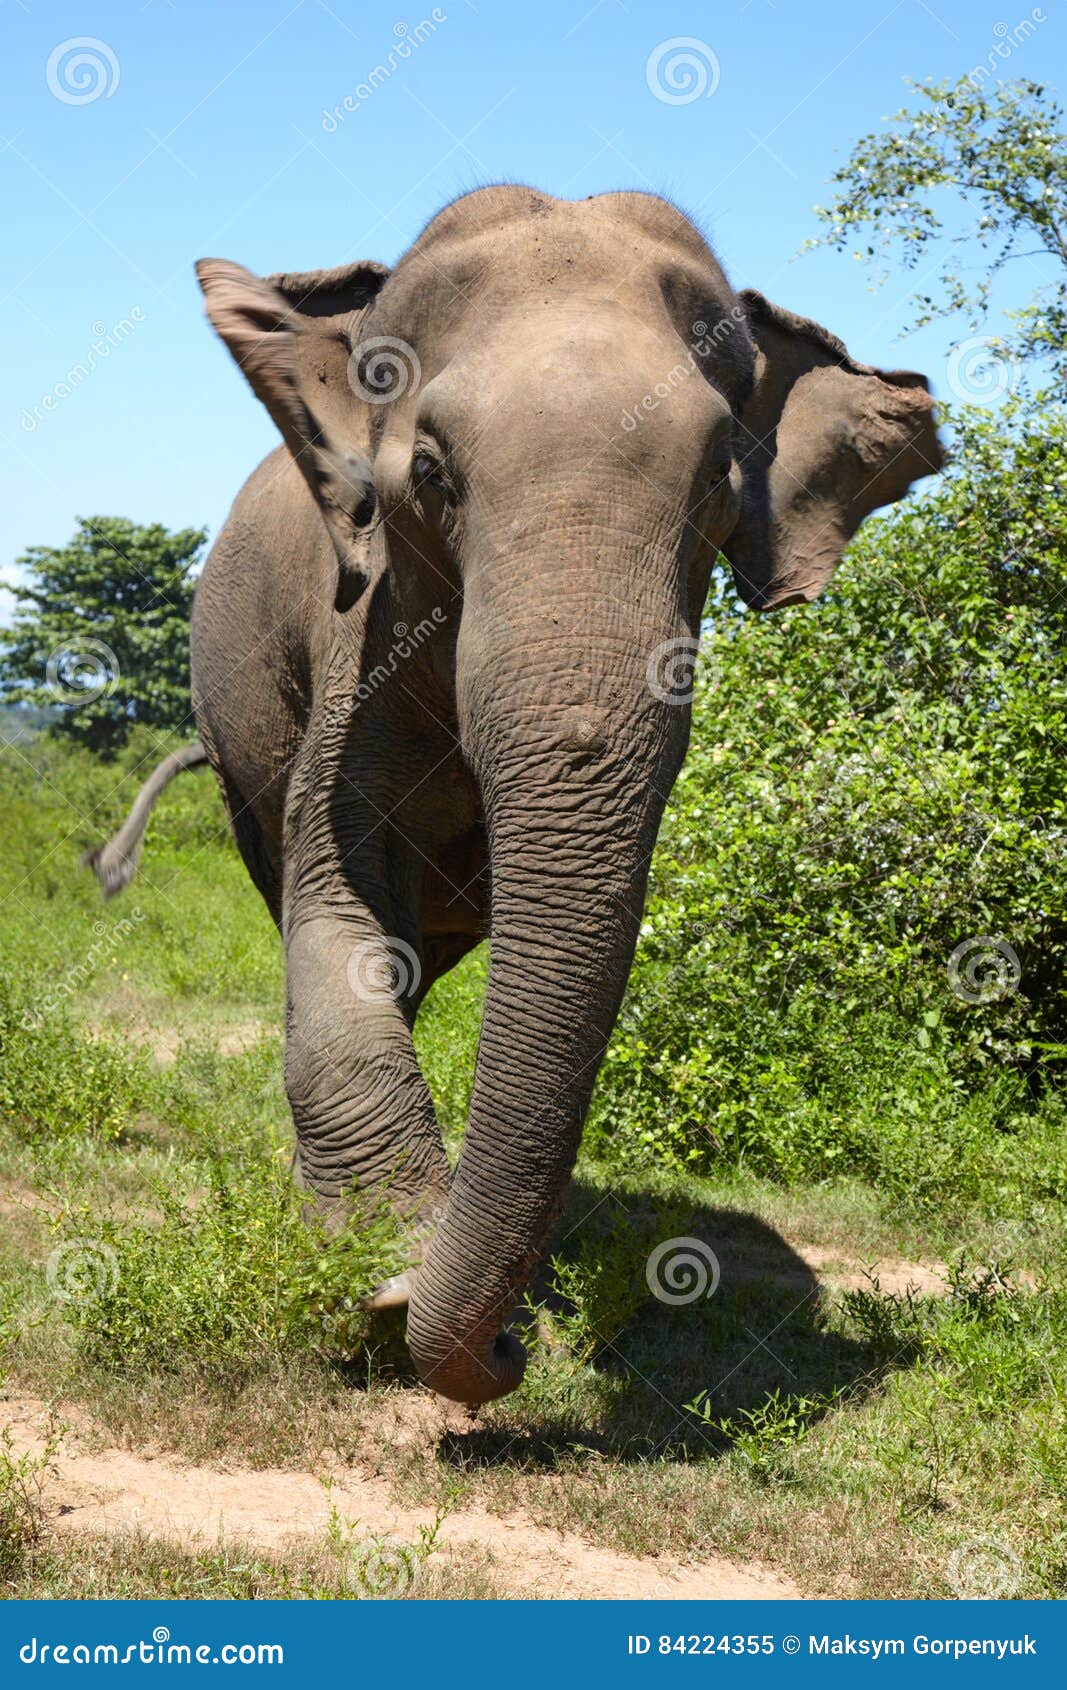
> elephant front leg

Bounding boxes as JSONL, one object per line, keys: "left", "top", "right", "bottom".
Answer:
{"left": 283, "top": 908, "right": 451, "bottom": 1278}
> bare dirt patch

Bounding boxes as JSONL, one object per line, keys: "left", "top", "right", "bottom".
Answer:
{"left": 138, "top": 1019, "right": 269, "bottom": 1065}
{"left": 0, "top": 1175, "right": 47, "bottom": 1219}
{"left": 2, "top": 1396, "right": 798, "bottom": 1601}
{"left": 88, "top": 986, "right": 274, "bottom": 1066}
{"left": 0, "top": 1175, "right": 51, "bottom": 1252}
{"left": 712, "top": 1234, "right": 948, "bottom": 1298}
{"left": 798, "top": 1247, "right": 948, "bottom": 1297}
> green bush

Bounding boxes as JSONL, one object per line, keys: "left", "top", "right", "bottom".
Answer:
{"left": 59, "top": 1155, "right": 409, "bottom": 1372}
{"left": 0, "top": 1421, "right": 54, "bottom": 1580}
{"left": 590, "top": 401, "right": 1067, "bottom": 1203}
{"left": 0, "top": 979, "right": 146, "bottom": 1144}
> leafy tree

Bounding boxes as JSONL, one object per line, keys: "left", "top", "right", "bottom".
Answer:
{"left": 807, "top": 77, "right": 1067, "bottom": 387}
{"left": 0, "top": 518, "right": 203, "bottom": 756}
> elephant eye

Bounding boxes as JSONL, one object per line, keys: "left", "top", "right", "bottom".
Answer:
{"left": 708, "top": 446, "right": 732, "bottom": 486}
{"left": 413, "top": 451, "right": 449, "bottom": 495}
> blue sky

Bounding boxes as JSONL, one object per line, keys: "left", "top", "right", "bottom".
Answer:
{"left": 2, "top": 0, "right": 1063, "bottom": 604}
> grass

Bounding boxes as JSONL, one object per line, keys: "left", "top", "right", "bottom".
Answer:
{"left": 0, "top": 1414, "right": 57, "bottom": 1579}
{"left": 2, "top": 1526, "right": 510, "bottom": 1600}
{"left": 1, "top": 732, "right": 1065, "bottom": 1600}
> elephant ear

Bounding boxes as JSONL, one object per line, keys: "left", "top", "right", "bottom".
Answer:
{"left": 195, "top": 256, "right": 390, "bottom": 609}
{"left": 722, "top": 289, "right": 944, "bottom": 610}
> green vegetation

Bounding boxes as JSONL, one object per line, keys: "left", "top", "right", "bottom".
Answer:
{"left": 0, "top": 1531, "right": 505, "bottom": 1602}
{"left": 1, "top": 396, "right": 1065, "bottom": 1600}
{"left": 0, "top": 1416, "right": 56, "bottom": 1580}
{"left": 593, "top": 401, "right": 1067, "bottom": 1211}
{"left": 63, "top": 1159, "right": 411, "bottom": 1375}
{"left": 0, "top": 518, "right": 203, "bottom": 755}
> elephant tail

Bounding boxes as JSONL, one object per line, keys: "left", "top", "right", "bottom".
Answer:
{"left": 82, "top": 740, "right": 211, "bottom": 898}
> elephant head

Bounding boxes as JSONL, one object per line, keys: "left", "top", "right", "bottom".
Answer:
{"left": 196, "top": 187, "right": 942, "bottom": 1403}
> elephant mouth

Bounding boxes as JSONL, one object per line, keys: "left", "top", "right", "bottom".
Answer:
{"left": 743, "top": 582, "right": 812, "bottom": 612}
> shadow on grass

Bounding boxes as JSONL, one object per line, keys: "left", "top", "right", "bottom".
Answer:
{"left": 436, "top": 1174, "right": 905, "bottom": 1472}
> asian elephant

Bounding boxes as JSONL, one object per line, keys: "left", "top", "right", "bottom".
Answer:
{"left": 87, "top": 186, "right": 942, "bottom": 1405}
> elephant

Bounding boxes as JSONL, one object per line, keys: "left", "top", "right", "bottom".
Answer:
{"left": 87, "top": 186, "right": 942, "bottom": 1405}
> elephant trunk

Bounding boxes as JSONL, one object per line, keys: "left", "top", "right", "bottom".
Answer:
{"left": 406, "top": 581, "right": 686, "bottom": 1403}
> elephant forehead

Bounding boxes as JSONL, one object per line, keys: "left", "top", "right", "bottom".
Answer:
{"left": 408, "top": 184, "right": 720, "bottom": 271}
{"left": 374, "top": 192, "right": 738, "bottom": 345}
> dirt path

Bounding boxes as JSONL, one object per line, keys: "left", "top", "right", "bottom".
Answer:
{"left": 3, "top": 1397, "right": 798, "bottom": 1601}
{"left": 3, "top": 1243, "right": 953, "bottom": 1598}
{"left": 796, "top": 1247, "right": 947, "bottom": 1296}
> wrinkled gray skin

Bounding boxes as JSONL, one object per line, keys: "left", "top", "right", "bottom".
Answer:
{"left": 94, "top": 187, "right": 942, "bottom": 1405}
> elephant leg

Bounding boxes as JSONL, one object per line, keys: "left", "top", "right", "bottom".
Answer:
{"left": 282, "top": 892, "right": 451, "bottom": 1247}
{"left": 196, "top": 732, "right": 285, "bottom": 929}
{"left": 225, "top": 781, "right": 283, "bottom": 928}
